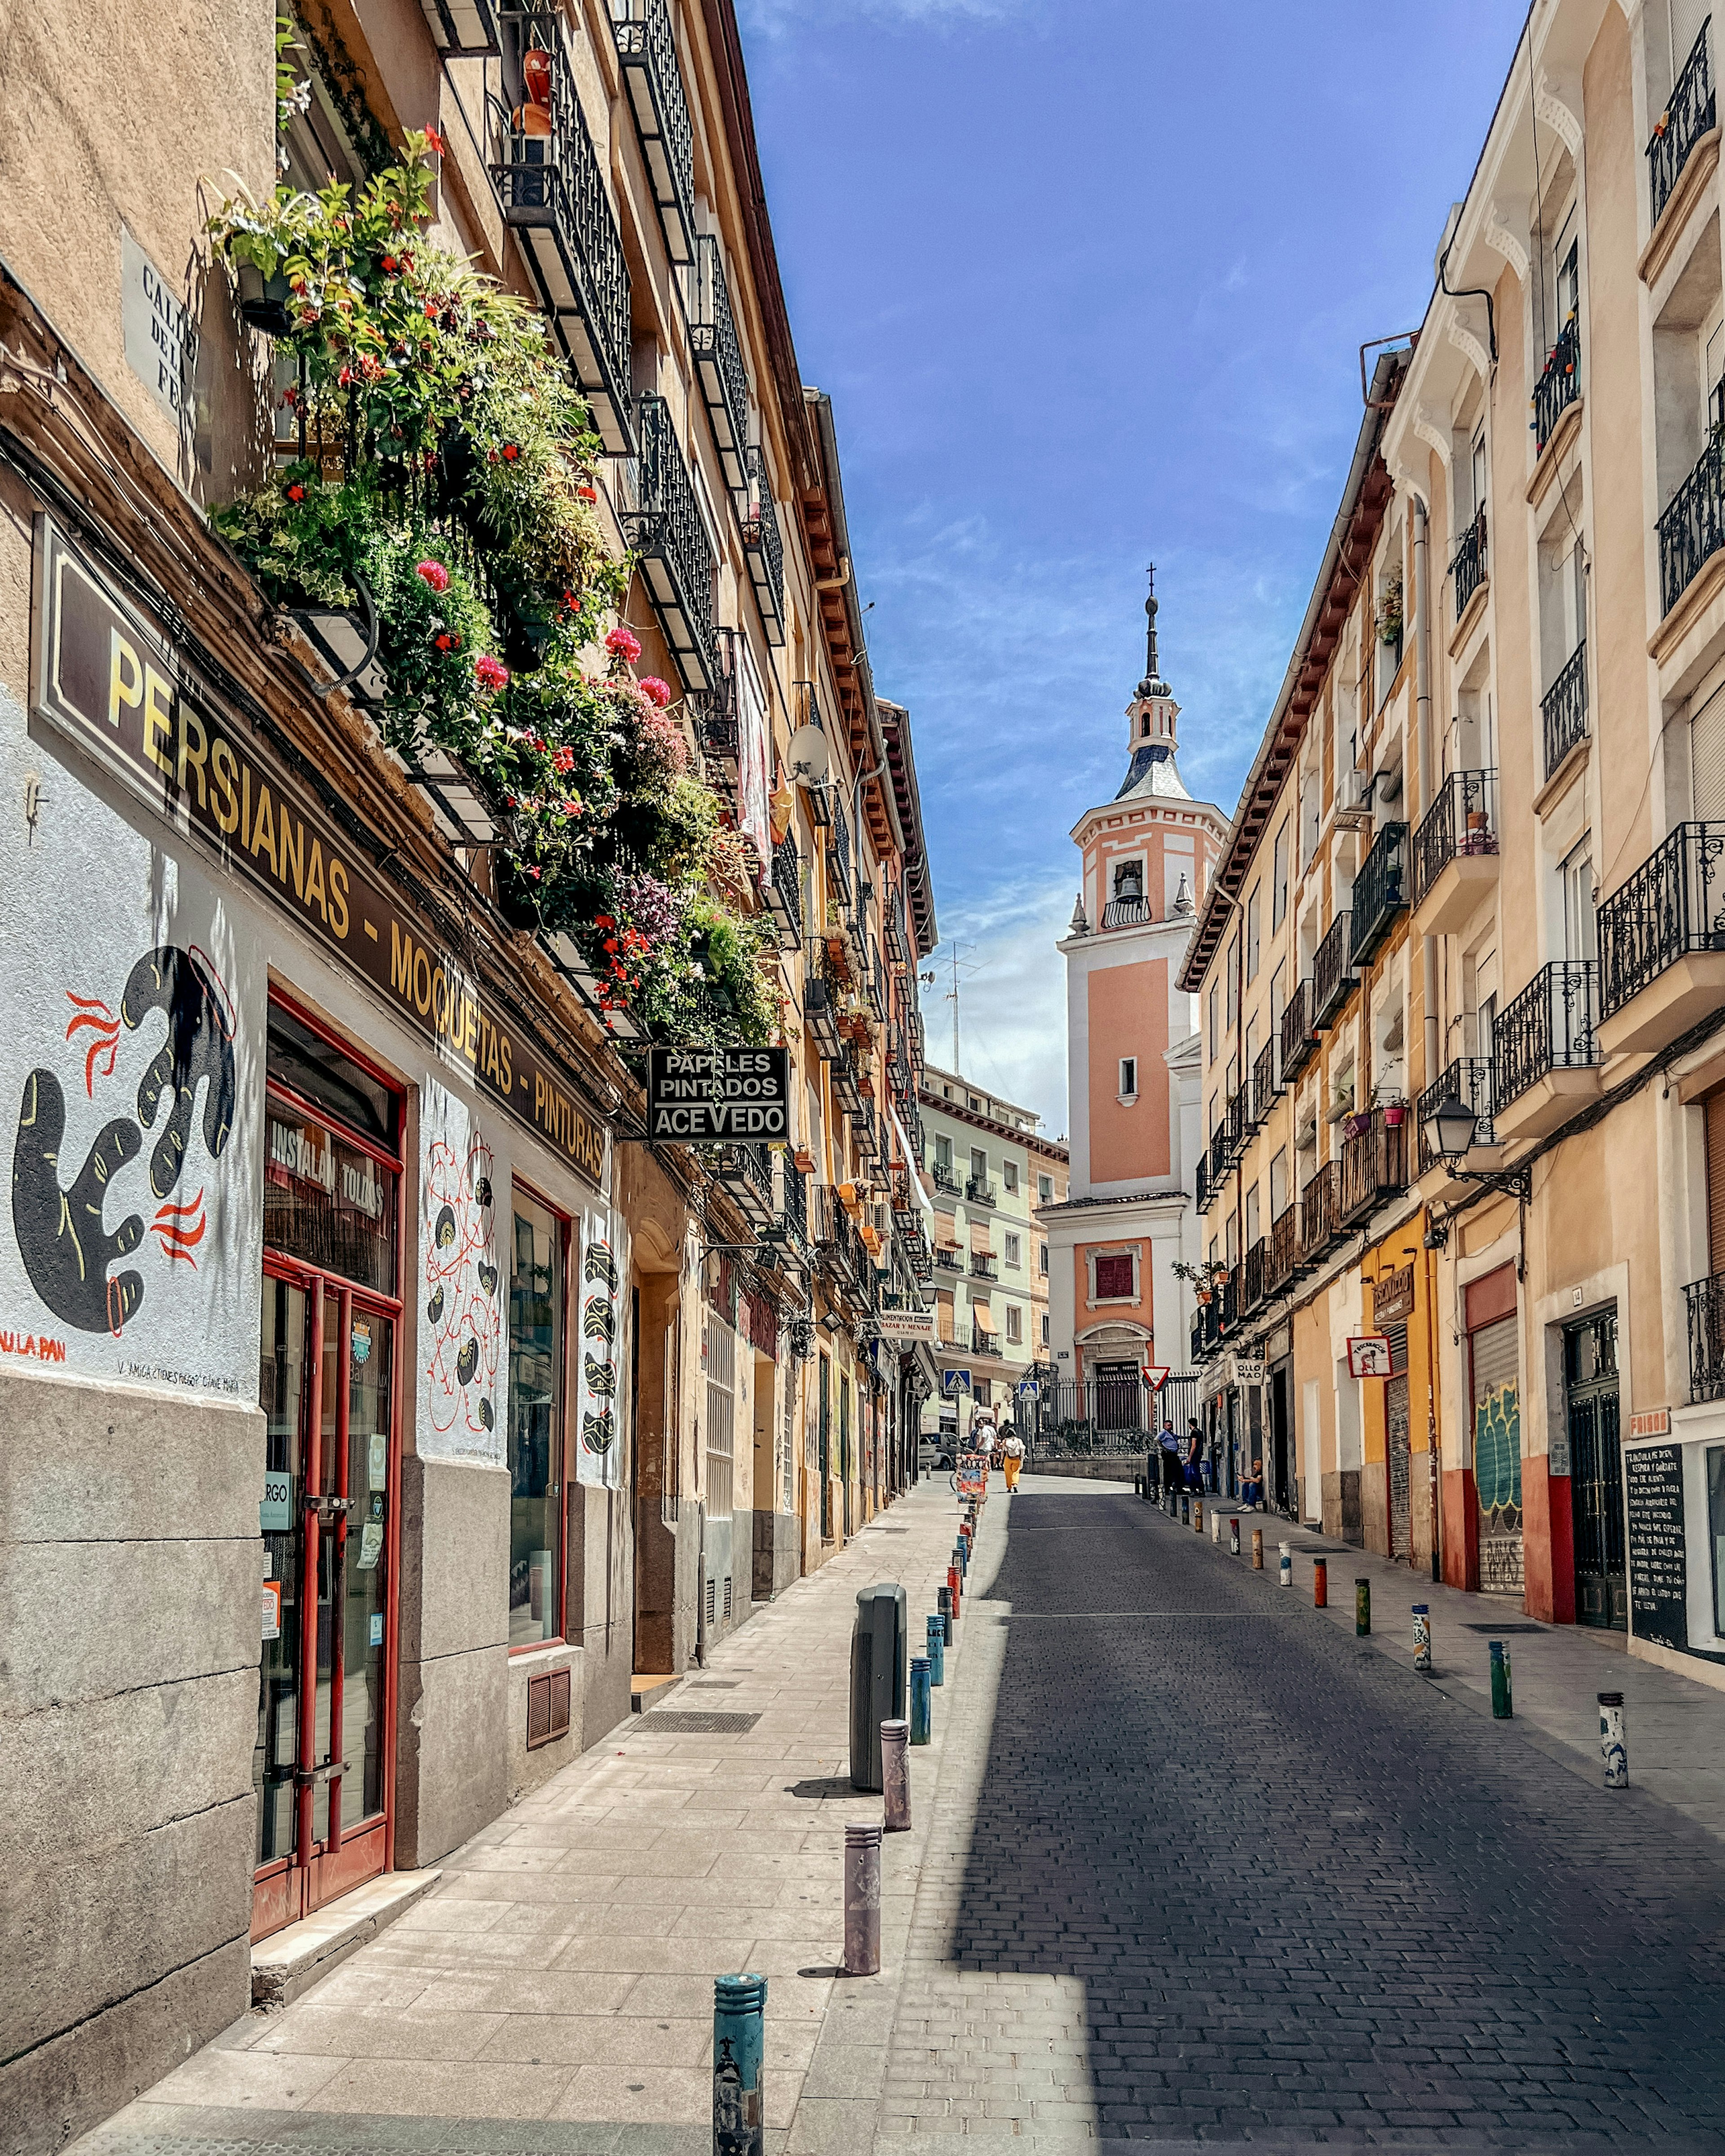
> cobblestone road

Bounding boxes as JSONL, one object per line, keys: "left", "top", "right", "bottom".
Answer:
{"left": 882, "top": 1481, "right": 1725, "bottom": 2148}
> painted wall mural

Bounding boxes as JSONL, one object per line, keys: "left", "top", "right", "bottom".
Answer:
{"left": 576, "top": 1204, "right": 623, "bottom": 1489}
{"left": 418, "top": 1082, "right": 504, "bottom": 1462}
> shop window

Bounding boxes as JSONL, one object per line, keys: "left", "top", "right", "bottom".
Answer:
{"left": 508, "top": 1191, "right": 566, "bottom": 1648}
{"left": 1094, "top": 1252, "right": 1134, "bottom": 1300}
{"left": 705, "top": 1310, "right": 736, "bottom": 1520}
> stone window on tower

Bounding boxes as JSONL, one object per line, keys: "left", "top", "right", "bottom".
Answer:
{"left": 1091, "top": 1250, "right": 1137, "bottom": 1303}
{"left": 1118, "top": 1057, "right": 1138, "bottom": 1102}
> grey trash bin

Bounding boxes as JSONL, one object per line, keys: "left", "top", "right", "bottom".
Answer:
{"left": 849, "top": 1582, "right": 908, "bottom": 1793}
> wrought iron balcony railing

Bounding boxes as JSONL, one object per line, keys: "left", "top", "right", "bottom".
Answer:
{"left": 716, "top": 1140, "right": 773, "bottom": 1228}
{"left": 1494, "top": 959, "right": 1601, "bottom": 1109}
{"left": 1533, "top": 316, "right": 1581, "bottom": 454}
{"left": 1450, "top": 509, "right": 1487, "bottom": 621}
{"left": 611, "top": 0, "right": 695, "bottom": 263}
{"left": 804, "top": 940, "right": 846, "bottom": 1063}
{"left": 1413, "top": 769, "right": 1498, "bottom": 904}
{"left": 1313, "top": 911, "right": 1355, "bottom": 1029}
{"left": 1687, "top": 1269, "right": 1725, "bottom": 1401}
{"left": 1252, "top": 1036, "right": 1280, "bottom": 1127}
{"left": 1541, "top": 639, "right": 1588, "bottom": 780}
{"left": 1339, "top": 1108, "right": 1408, "bottom": 1225}
{"left": 969, "top": 1252, "right": 998, "bottom": 1280}
{"left": 1225, "top": 1089, "right": 1246, "bottom": 1162}
{"left": 1658, "top": 427, "right": 1725, "bottom": 618}
{"left": 1416, "top": 1057, "right": 1496, "bottom": 1175}
{"left": 489, "top": 12, "right": 631, "bottom": 451}
{"left": 689, "top": 234, "right": 749, "bottom": 496}
{"left": 827, "top": 796, "right": 852, "bottom": 901}
{"left": 1101, "top": 896, "right": 1153, "bottom": 929}
{"left": 966, "top": 1176, "right": 998, "bottom": 1207}
{"left": 1598, "top": 822, "right": 1725, "bottom": 1019}
{"left": 779, "top": 1156, "right": 808, "bottom": 1246}
{"left": 1267, "top": 1204, "right": 1300, "bottom": 1294}
{"left": 741, "top": 447, "right": 786, "bottom": 645}
{"left": 767, "top": 829, "right": 801, "bottom": 946}
{"left": 931, "top": 1162, "right": 960, "bottom": 1196}
{"left": 1280, "top": 977, "right": 1318, "bottom": 1079}
{"left": 1208, "top": 1127, "right": 1232, "bottom": 1188}
{"left": 1350, "top": 821, "right": 1408, "bottom": 967}
{"left": 1650, "top": 17, "right": 1716, "bottom": 227}
{"left": 1242, "top": 1238, "right": 1267, "bottom": 1314}
{"left": 1300, "top": 1162, "right": 1340, "bottom": 1263}
{"left": 933, "top": 1246, "right": 962, "bottom": 1272}
{"left": 622, "top": 395, "right": 717, "bottom": 689}
{"left": 1195, "top": 1151, "right": 1214, "bottom": 1215}
{"left": 972, "top": 1325, "right": 1001, "bottom": 1358}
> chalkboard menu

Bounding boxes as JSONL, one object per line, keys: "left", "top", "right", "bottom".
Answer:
{"left": 1626, "top": 1443, "right": 1687, "bottom": 1651}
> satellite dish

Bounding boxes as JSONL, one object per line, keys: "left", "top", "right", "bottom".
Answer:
{"left": 787, "top": 725, "right": 831, "bottom": 789}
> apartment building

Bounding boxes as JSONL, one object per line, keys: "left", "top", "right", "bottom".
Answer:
{"left": 0, "top": 1, "right": 933, "bottom": 2142}
{"left": 916, "top": 1065, "right": 1064, "bottom": 1433}
{"left": 1043, "top": 588, "right": 1225, "bottom": 1435}
{"left": 1181, "top": 0, "right": 1725, "bottom": 1678}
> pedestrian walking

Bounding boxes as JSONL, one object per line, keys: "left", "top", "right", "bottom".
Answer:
{"left": 1158, "top": 1419, "right": 1182, "bottom": 1498}
{"left": 1001, "top": 1426, "right": 1025, "bottom": 1491}
{"left": 1184, "top": 1422, "right": 1203, "bottom": 1493}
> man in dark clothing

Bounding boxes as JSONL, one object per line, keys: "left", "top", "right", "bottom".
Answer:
{"left": 1158, "top": 1420, "right": 1182, "bottom": 1498}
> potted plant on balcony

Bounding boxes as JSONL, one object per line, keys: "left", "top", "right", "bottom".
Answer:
{"left": 1376, "top": 579, "right": 1404, "bottom": 646}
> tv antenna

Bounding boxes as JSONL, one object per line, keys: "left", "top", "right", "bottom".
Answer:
{"left": 919, "top": 942, "right": 982, "bottom": 1074}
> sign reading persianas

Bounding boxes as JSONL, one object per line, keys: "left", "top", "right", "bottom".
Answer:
{"left": 31, "top": 517, "right": 605, "bottom": 1188}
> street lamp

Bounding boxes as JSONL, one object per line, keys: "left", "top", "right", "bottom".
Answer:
{"left": 1419, "top": 1091, "right": 1531, "bottom": 1202}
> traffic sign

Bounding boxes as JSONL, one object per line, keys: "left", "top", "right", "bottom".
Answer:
{"left": 941, "top": 1368, "right": 973, "bottom": 1397}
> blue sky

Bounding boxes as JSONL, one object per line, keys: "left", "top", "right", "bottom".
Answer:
{"left": 739, "top": 0, "right": 1522, "bottom": 1135}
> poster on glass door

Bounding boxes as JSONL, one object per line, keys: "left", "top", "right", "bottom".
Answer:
{"left": 575, "top": 1202, "right": 623, "bottom": 1489}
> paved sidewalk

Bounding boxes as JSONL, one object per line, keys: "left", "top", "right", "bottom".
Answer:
{"left": 1178, "top": 1493, "right": 1725, "bottom": 1843}
{"left": 75, "top": 1477, "right": 983, "bottom": 2156}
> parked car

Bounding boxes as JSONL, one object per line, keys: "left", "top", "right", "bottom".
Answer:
{"left": 918, "top": 1436, "right": 955, "bottom": 1473}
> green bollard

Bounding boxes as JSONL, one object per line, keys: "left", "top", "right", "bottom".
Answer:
{"left": 1489, "top": 1639, "right": 1513, "bottom": 1719}
{"left": 1355, "top": 1578, "right": 1371, "bottom": 1636}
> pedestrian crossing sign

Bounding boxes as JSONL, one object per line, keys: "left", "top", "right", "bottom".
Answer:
{"left": 941, "top": 1368, "right": 972, "bottom": 1396}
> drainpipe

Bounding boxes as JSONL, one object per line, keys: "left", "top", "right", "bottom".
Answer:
{"left": 1413, "top": 497, "right": 1443, "bottom": 1584}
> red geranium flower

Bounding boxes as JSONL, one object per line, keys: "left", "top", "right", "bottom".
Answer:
{"left": 501, "top": 442, "right": 521, "bottom": 462}
{"left": 606, "top": 626, "right": 642, "bottom": 663}
{"left": 286, "top": 483, "right": 306, "bottom": 504}
{"left": 435, "top": 633, "right": 453, "bottom": 652}
{"left": 425, "top": 127, "right": 447, "bottom": 154}
{"left": 474, "top": 654, "right": 510, "bottom": 691}
{"left": 553, "top": 746, "right": 575, "bottom": 773}
{"left": 416, "top": 560, "right": 450, "bottom": 593}
{"left": 638, "top": 676, "right": 672, "bottom": 709}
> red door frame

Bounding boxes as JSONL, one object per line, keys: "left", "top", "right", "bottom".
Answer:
{"left": 255, "top": 1000, "right": 406, "bottom": 1942}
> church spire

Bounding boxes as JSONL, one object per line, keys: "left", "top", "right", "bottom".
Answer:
{"left": 1138, "top": 563, "right": 1168, "bottom": 699}
{"left": 1115, "top": 563, "right": 1189, "bottom": 803}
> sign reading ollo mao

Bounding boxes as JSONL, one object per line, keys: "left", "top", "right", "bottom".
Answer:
{"left": 646, "top": 1046, "right": 789, "bottom": 1141}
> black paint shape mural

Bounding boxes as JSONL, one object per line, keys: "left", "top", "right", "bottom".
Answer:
{"left": 12, "top": 943, "right": 237, "bottom": 1335}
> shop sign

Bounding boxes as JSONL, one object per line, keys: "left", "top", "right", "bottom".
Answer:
{"left": 259, "top": 1470, "right": 292, "bottom": 1532}
{"left": 1626, "top": 1443, "right": 1687, "bottom": 1652}
{"left": 120, "top": 226, "right": 196, "bottom": 427}
{"left": 1628, "top": 1408, "right": 1672, "bottom": 1440}
{"left": 956, "top": 1453, "right": 986, "bottom": 1496}
{"left": 30, "top": 519, "right": 606, "bottom": 1189}
{"left": 1373, "top": 1260, "right": 1416, "bottom": 1325}
{"left": 645, "top": 1045, "right": 789, "bottom": 1141}
{"left": 1230, "top": 1357, "right": 1266, "bottom": 1388}
{"left": 878, "top": 1307, "right": 936, "bottom": 1343}
{"left": 261, "top": 1580, "right": 282, "bottom": 1642}
{"left": 1347, "top": 1334, "right": 1393, "bottom": 1378}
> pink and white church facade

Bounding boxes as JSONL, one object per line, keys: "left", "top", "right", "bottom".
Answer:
{"left": 1043, "top": 580, "right": 1228, "bottom": 1400}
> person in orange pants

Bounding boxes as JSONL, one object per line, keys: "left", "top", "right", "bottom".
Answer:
{"left": 1001, "top": 1428, "right": 1024, "bottom": 1490}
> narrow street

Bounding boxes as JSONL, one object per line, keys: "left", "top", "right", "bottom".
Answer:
{"left": 75, "top": 1477, "right": 1725, "bottom": 2154}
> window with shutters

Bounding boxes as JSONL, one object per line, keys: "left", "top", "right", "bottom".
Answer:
{"left": 1093, "top": 1251, "right": 1135, "bottom": 1301}
{"left": 1006, "top": 1305, "right": 1022, "bottom": 1344}
{"left": 1705, "top": 1088, "right": 1725, "bottom": 1275}
{"left": 703, "top": 1311, "right": 734, "bottom": 1521}
{"left": 1692, "top": 684, "right": 1725, "bottom": 821}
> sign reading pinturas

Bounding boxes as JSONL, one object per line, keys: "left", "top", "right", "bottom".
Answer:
{"left": 646, "top": 1046, "right": 789, "bottom": 1142}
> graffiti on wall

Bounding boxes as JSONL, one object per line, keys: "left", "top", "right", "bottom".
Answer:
{"left": 423, "top": 1132, "right": 501, "bottom": 1448}
{"left": 11, "top": 944, "right": 236, "bottom": 1337}
{"left": 1475, "top": 1377, "right": 1524, "bottom": 1593}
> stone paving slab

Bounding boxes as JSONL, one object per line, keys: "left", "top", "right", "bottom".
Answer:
{"left": 72, "top": 1479, "right": 983, "bottom": 2156}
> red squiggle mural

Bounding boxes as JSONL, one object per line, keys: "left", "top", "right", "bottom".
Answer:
{"left": 423, "top": 1135, "right": 500, "bottom": 1440}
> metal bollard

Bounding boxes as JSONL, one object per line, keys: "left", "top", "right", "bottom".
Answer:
{"left": 1314, "top": 1558, "right": 1327, "bottom": 1608}
{"left": 843, "top": 1821, "right": 881, "bottom": 1974}
{"left": 947, "top": 1564, "right": 961, "bottom": 1623}
{"left": 1211, "top": 1507, "right": 1222, "bottom": 1544}
{"left": 1229, "top": 1515, "right": 1241, "bottom": 1557}
{"left": 881, "top": 1718, "right": 911, "bottom": 1829}
{"left": 1180, "top": 1493, "right": 1190, "bottom": 1526}
{"left": 713, "top": 1971, "right": 767, "bottom": 2156}
{"left": 926, "top": 1613, "right": 945, "bottom": 1686}
{"left": 1194, "top": 1498, "right": 1204, "bottom": 1536}
{"left": 1489, "top": 1639, "right": 1513, "bottom": 1719}
{"left": 953, "top": 1539, "right": 967, "bottom": 1579}
{"left": 1279, "top": 1541, "right": 1291, "bottom": 1588}
{"left": 937, "top": 1585, "right": 951, "bottom": 1644}
{"left": 909, "top": 1658, "right": 932, "bottom": 1745}
{"left": 1355, "top": 1579, "right": 1371, "bottom": 1636}
{"left": 1252, "top": 1528, "right": 1264, "bottom": 1571}
{"left": 1599, "top": 1691, "right": 1628, "bottom": 1787}
{"left": 1412, "top": 1604, "right": 1431, "bottom": 1674}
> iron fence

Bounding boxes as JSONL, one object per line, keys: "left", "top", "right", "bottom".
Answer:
{"left": 1597, "top": 822, "right": 1725, "bottom": 1018}
{"left": 1414, "top": 769, "right": 1498, "bottom": 904}
{"left": 1650, "top": 17, "right": 1715, "bottom": 227}
{"left": 1280, "top": 976, "right": 1318, "bottom": 1078}
{"left": 1313, "top": 912, "right": 1355, "bottom": 1028}
{"left": 1339, "top": 1109, "right": 1408, "bottom": 1225}
{"left": 1450, "top": 509, "right": 1487, "bottom": 620}
{"left": 1300, "top": 1161, "right": 1340, "bottom": 1262}
{"left": 1494, "top": 960, "right": 1600, "bottom": 1109}
{"left": 1532, "top": 315, "right": 1581, "bottom": 454}
{"left": 1687, "top": 1270, "right": 1725, "bottom": 1401}
{"left": 1658, "top": 428, "right": 1725, "bottom": 619}
{"left": 1350, "top": 821, "right": 1408, "bottom": 967}
{"left": 1541, "top": 639, "right": 1588, "bottom": 780}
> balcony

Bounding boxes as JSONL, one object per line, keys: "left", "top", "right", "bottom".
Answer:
{"left": 1312, "top": 912, "right": 1355, "bottom": 1029}
{"left": 1280, "top": 977, "right": 1318, "bottom": 1080}
{"left": 765, "top": 830, "right": 801, "bottom": 949}
{"left": 611, "top": 0, "right": 695, "bottom": 263}
{"left": 779, "top": 1157, "right": 809, "bottom": 1249}
{"left": 1493, "top": 959, "right": 1602, "bottom": 1143}
{"left": 1598, "top": 822, "right": 1725, "bottom": 1055}
{"left": 621, "top": 396, "right": 717, "bottom": 689}
{"left": 1532, "top": 317, "right": 1581, "bottom": 456}
{"left": 488, "top": 14, "right": 631, "bottom": 451}
{"left": 1266, "top": 1204, "right": 1300, "bottom": 1295}
{"left": 827, "top": 799, "right": 852, "bottom": 908}
{"left": 1252, "top": 1036, "right": 1280, "bottom": 1127}
{"left": 969, "top": 1253, "right": 998, "bottom": 1281}
{"left": 971, "top": 1324, "right": 1001, "bottom": 1358}
{"left": 1100, "top": 896, "right": 1153, "bottom": 929}
{"left": 1349, "top": 821, "right": 1408, "bottom": 968}
{"left": 1541, "top": 640, "right": 1588, "bottom": 782}
{"left": 933, "top": 1245, "right": 962, "bottom": 1273}
{"left": 1413, "top": 769, "right": 1499, "bottom": 934}
{"left": 966, "top": 1176, "right": 997, "bottom": 1207}
{"left": 804, "top": 942, "right": 845, "bottom": 1063}
{"left": 1195, "top": 1152, "right": 1214, "bottom": 1215}
{"left": 716, "top": 1140, "right": 773, "bottom": 1227}
{"left": 1338, "top": 1108, "right": 1408, "bottom": 1227}
{"left": 419, "top": 0, "right": 499, "bottom": 53}
{"left": 931, "top": 1162, "right": 960, "bottom": 1197}
{"left": 1450, "top": 510, "right": 1487, "bottom": 623}
{"left": 1416, "top": 1057, "right": 1499, "bottom": 1182}
{"left": 1687, "top": 1271, "right": 1725, "bottom": 1402}
{"left": 741, "top": 447, "right": 786, "bottom": 645}
{"left": 1650, "top": 18, "right": 1716, "bottom": 228}
{"left": 1658, "top": 429, "right": 1725, "bottom": 620}
{"left": 689, "top": 234, "right": 748, "bottom": 496}
{"left": 813, "top": 1183, "right": 864, "bottom": 1284}
{"left": 1242, "top": 1238, "right": 1267, "bottom": 1315}
{"left": 1300, "top": 1162, "right": 1341, "bottom": 1264}
{"left": 1208, "top": 1127, "right": 1232, "bottom": 1189}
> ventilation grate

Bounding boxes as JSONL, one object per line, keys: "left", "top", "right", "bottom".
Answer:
{"left": 690, "top": 1679, "right": 740, "bottom": 1690}
{"left": 704, "top": 1578, "right": 717, "bottom": 1629}
{"left": 723, "top": 1575, "right": 733, "bottom": 1620}
{"left": 641, "top": 1710, "right": 762, "bottom": 1734}
{"left": 1462, "top": 1621, "right": 1550, "bottom": 1635}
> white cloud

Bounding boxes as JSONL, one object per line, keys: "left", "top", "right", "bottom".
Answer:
{"left": 920, "top": 875, "right": 1074, "bottom": 1140}
{"left": 740, "top": 0, "right": 1022, "bottom": 31}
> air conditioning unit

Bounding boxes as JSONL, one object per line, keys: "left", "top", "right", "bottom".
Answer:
{"left": 1335, "top": 768, "right": 1375, "bottom": 830}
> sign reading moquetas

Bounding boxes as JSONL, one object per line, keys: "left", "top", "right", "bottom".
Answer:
{"left": 646, "top": 1046, "right": 791, "bottom": 1142}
